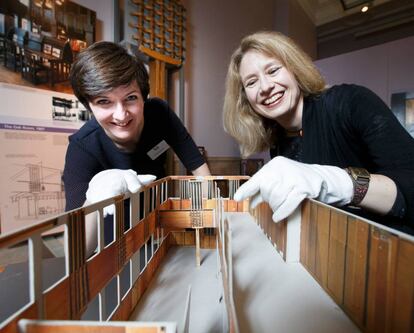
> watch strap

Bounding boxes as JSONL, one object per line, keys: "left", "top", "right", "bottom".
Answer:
{"left": 346, "top": 167, "right": 370, "bottom": 205}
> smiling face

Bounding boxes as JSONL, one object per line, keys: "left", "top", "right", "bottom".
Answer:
{"left": 239, "top": 50, "right": 303, "bottom": 130}
{"left": 89, "top": 81, "right": 145, "bottom": 152}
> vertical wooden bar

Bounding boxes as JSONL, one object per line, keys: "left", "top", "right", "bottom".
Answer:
{"left": 68, "top": 210, "right": 88, "bottom": 319}
{"left": 326, "top": 210, "right": 348, "bottom": 304}
{"left": 149, "top": 59, "right": 166, "bottom": 98}
{"left": 307, "top": 202, "right": 318, "bottom": 273}
{"left": 391, "top": 238, "right": 414, "bottom": 333}
{"left": 300, "top": 200, "right": 311, "bottom": 268}
{"left": 343, "top": 217, "right": 369, "bottom": 327}
{"left": 315, "top": 205, "right": 331, "bottom": 287}
{"left": 366, "top": 227, "right": 398, "bottom": 333}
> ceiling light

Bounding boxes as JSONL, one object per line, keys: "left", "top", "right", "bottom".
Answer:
{"left": 361, "top": 5, "right": 369, "bottom": 12}
{"left": 340, "top": 0, "right": 371, "bottom": 11}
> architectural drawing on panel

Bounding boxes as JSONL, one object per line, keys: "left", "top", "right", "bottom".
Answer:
{"left": 10, "top": 162, "right": 65, "bottom": 220}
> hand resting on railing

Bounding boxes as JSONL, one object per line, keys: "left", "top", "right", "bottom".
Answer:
{"left": 86, "top": 169, "right": 156, "bottom": 216}
{"left": 233, "top": 156, "right": 353, "bottom": 222}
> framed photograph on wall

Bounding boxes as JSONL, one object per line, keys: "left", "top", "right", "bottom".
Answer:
{"left": 391, "top": 92, "right": 414, "bottom": 137}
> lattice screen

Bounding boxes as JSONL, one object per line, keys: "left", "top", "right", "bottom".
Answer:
{"left": 130, "top": 0, "right": 186, "bottom": 66}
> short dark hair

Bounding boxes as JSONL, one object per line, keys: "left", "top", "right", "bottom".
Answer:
{"left": 70, "top": 41, "right": 150, "bottom": 110}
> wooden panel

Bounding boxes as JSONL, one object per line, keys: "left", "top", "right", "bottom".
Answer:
{"left": 237, "top": 200, "right": 247, "bottom": 212}
{"left": 314, "top": 205, "right": 331, "bottom": 287}
{"left": 391, "top": 238, "right": 414, "bottom": 332}
{"left": 222, "top": 200, "right": 228, "bottom": 212}
{"left": 171, "top": 231, "right": 184, "bottom": 245}
{"left": 158, "top": 200, "right": 171, "bottom": 210}
{"left": 125, "top": 222, "right": 145, "bottom": 260}
{"left": 44, "top": 278, "right": 70, "bottom": 319}
{"left": 227, "top": 200, "right": 238, "bottom": 212}
{"left": 300, "top": 200, "right": 311, "bottom": 267}
{"left": 170, "top": 199, "right": 181, "bottom": 210}
{"left": 343, "top": 217, "right": 369, "bottom": 327}
{"left": 86, "top": 245, "right": 118, "bottom": 299}
{"left": 184, "top": 230, "right": 195, "bottom": 246}
{"left": 204, "top": 156, "right": 241, "bottom": 176}
{"left": 204, "top": 199, "right": 216, "bottom": 209}
{"left": 326, "top": 210, "right": 348, "bottom": 304}
{"left": 159, "top": 210, "right": 214, "bottom": 228}
{"left": 20, "top": 323, "right": 162, "bottom": 332}
{"left": 208, "top": 233, "right": 217, "bottom": 249}
{"left": 180, "top": 199, "right": 191, "bottom": 210}
{"left": 147, "top": 212, "right": 156, "bottom": 238}
{"left": 366, "top": 228, "right": 398, "bottom": 333}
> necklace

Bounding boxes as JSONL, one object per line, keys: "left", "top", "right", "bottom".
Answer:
{"left": 285, "top": 129, "right": 303, "bottom": 137}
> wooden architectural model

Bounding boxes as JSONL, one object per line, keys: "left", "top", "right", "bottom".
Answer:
{"left": 0, "top": 175, "right": 413, "bottom": 333}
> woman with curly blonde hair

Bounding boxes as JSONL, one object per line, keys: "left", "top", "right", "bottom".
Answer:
{"left": 224, "top": 31, "right": 414, "bottom": 233}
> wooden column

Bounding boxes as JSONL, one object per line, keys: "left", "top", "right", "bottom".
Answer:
{"left": 149, "top": 59, "right": 166, "bottom": 99}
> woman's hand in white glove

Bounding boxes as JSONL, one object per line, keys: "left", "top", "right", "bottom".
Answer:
{"left": 85, "top": 169, "right": 156, "bottom": 216}
{"left": 234, "top": 156, "right": 353, "bottom": 222}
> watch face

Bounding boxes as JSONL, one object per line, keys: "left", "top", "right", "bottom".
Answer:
{"left": 350, "top": 167, "right": 370, "bottom": 183}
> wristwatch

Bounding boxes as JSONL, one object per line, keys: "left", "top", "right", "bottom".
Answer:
{"left": 346, "top": 167, "right": 370, "bottom": 205}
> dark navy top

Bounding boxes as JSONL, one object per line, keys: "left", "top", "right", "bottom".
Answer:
{"left": 63, "top": 97, "right": 205, "bottom": 211}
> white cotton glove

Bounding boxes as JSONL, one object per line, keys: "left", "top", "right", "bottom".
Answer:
{"left": 86, "top": 169, "right": 156, "bottom": 216}
{"left": 234, "top": 156, "right": 353, "bottom": 222}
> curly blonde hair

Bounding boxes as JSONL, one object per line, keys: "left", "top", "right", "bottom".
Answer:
{"left": 223, "top": 31, "right": 326, "bottom": 157}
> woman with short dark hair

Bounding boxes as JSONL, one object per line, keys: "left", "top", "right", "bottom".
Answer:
{"left": 64, "top": 41, "right": 210, "bottom": 255}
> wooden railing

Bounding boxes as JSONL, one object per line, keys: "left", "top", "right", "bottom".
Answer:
{"left": 252, "top": 199, "right": 414, "bottom": 333}
{"left": 0, "top": 176, "right": 248, "bottom": 333}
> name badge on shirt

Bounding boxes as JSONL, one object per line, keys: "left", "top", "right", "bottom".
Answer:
{"left": 147, "top": 140, "right": 170, "bottom": 160}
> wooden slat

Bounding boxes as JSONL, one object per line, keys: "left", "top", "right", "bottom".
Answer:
{"left": 300, "top": 200, "right": 311, "bottom": 267}
{"left": 391, "top": 238, "right": 414, "bottom": 332}
{"left": 275, "top": 220, "right": 286, "bottom": 260}
{"left": 366, "top": 227, "right": 398, "bottom": 333}
{"left": 237, "top": 200, "right": 248, "bottom": 212}
{"left": 343, "top": 217, "right": 369, "bottom": 327}
{"left": 307, "top": 202, "right": 318, "bottom": 273}
{"left": 314, "top": 205, "right": 331, "bottom": 287}
{"left": 326, "top": 210, "right": 348, "bottom": 304}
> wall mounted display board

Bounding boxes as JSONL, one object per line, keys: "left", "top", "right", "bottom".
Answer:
{"left": 0, "top": 83, "right": 85, "bottom": 234}
{"left": 0, "top": 0, "right": 96, "bottom": 94}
